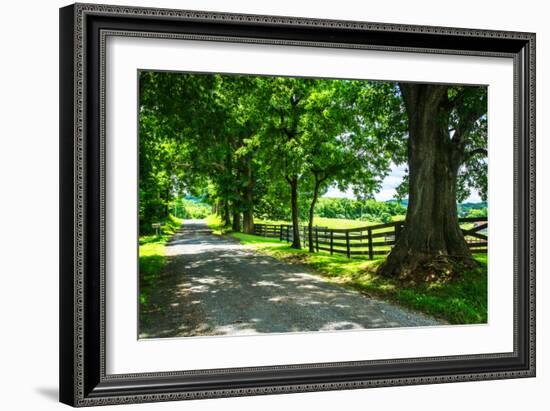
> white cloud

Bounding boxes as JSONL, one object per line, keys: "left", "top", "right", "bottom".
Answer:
{"left": 323, "top": 186, "right": 355, "bottom": 199}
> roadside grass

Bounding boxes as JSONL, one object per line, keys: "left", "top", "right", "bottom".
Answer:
{"left": 230, "top": 232, "right": 487, "bottom": 325}
{"left": 139, "top": 214, "right": 183, "bottom": 307}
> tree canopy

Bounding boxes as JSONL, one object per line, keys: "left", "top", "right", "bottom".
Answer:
{"left": 139, "top": 71, "right": 487, "bottom": 271}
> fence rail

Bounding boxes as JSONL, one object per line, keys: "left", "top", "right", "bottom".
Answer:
{"left": 253, "top": 217, "right": 487, "bottom": 259}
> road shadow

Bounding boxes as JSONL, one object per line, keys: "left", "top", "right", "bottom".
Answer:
{"left": 139, "top": 224, "right": 441, "bottom": 338}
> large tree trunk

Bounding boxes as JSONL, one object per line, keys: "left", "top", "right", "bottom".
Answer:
{"left": 232, "top": 211, "right": 241, "bottom": 232}
{"left": 164, "top": 187, "right": 170, "bottom": 217}
{"left": 378, "top": 84, "right": 476, "bottom": 280}
{"left": 223, "top": 199, "right": 231, "bottom": 226}
{"left": 308, "top": 179, "right": 321, "bottom": 253}
{"left": 223, "top": 150, "right": 232, "bottom": 227}
{"left": 289, "top": 176, "right": 301, "bottom": 249}
{"left": 243, "top": 209, "right": 254, "bottom": 234}
{"left": 242, "top": 160, "right": 255, "bottom": 234}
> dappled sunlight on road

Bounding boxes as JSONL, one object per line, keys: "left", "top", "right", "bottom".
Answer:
{"left": 139, "top": 220, "right": 442, "bottom": 339}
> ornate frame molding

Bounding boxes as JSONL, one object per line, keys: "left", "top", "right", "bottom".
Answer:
{"left": 60, "top": 3, "right": 535, "bottom": 407}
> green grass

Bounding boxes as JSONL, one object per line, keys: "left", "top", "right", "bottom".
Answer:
{"left": 139, "top": 214, "right": 183, "bottom": 306}
{"left": 254, "top": 218, "right": 291, "bottom": 226}
{"left": 257, "top": 216, "right": 481, "bottom": 231}
{"left": 230, "top": 232, "right": 487, "bottom": 325}
{"left": 314, "top": 217, "right": 381, "bottom": 229}
{"left": 256, "top": 216, "right": 402, "bottom": 229}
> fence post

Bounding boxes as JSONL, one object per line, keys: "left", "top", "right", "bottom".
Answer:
{"left": 368, "top": 228, "right": 373, "bottom": 260}
{"left": 345, "top": 231, "right": 351, "bottom": 258}
{"left": 330, "top": 231, "right": 334, "bottom": 255}
{"left": 279, "top": 225, "right": 283, "bottom": 241}
{"left": 315, "top": 227, "right": 319, "bottom": 252}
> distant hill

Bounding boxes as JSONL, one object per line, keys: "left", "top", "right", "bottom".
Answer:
{"left": 184, "top": 194, "right": 209, "bottom": 204}
{"left": 458, "top": 201, "right": 487, "bottom": 217}
{"left": 385, "top": 199, "right": 408, "bottom": 207}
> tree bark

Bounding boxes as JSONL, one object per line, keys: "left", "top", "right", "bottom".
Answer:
{"left": 223, "top": 199, "right": 231, "bottom": 226}
{"left": 288, "top": 176, "right": 301, "bottom": 249}
{"left": 242, "top": 159, "right": 255, "bottom": 234}
{"left": 232, "top": 211, "right": 241, "bottom": 232}
{"left": 243, "top": 209, "right": 254, "bottom": 234}
{"left": 164, "top": 187, "right": 171, "bottom": 217}
{"left": 378, "top": 84, "right": 476, "bottom": 280}
{"left": 223, "top": 149, "right": 232, "bottom": 227}
{"left": 308, "top": 178, "right": 322, "bottom": 253}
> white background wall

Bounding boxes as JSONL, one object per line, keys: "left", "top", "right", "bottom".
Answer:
{"left": 0, "top": 0, "right": 546, "bottom": 409}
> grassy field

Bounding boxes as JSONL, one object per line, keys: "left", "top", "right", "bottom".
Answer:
{"left": 228, "top": 231, "right": 487, "bottom": 325}
{"left": 256, "top": 216, "right": 405, "bottom": 229}
{"left": 139, "top": 214, "right": 183, "bottom": 306}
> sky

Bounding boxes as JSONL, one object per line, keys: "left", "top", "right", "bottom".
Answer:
{"left": 323, "top": 162, "right": 483, "bottom": 203}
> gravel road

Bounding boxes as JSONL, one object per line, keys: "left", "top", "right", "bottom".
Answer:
{"left": 139, "top": 220, "right": 442, "bottom": 338}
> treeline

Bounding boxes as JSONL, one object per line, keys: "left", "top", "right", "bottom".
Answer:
{"left": 139, "top": 71, "right": 488, "bottom": 274}
{"left": 314, "top": 198, "right": 405, "bottom": 223}
{"left": 253, "top": 197, "right": 407, "bottom": 225}
{"left": 172, "top": 198, "right": 211, "bottom": 220}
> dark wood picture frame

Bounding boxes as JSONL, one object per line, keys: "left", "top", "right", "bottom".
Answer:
{"left": 59, "top": 3, "right": 535, "bottom": 407}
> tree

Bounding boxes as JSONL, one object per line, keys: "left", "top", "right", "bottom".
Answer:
{"left": 140, "top": 72, "right": 267, "bottom": 234}
{"left": 138, "top": 71, "right": 221, "bottom": 231}
{"left": 256, "top": 77, "right": 318, "bottom": 248}
{"left": 299, "top": 80, "right": 394, "bottom": 252}
{"left": 217, "top": 76, "right": 265, "bottom": 233}
{"left": 378, "top": 84, "right": 488, "bottom": 279}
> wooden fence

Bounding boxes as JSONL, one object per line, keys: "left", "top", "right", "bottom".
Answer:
{"left": 253, "top": 217, "right": 487, "bottom": 259}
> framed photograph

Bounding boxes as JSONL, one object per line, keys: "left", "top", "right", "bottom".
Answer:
{"left": 59, "top": 3, "right": 535, "bottom": 407}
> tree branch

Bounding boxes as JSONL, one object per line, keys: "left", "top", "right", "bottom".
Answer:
{"left": 464, "top": 147, "right": 488, "bottom": 161}
{"left": 451, "top": 97, "right": 486, "bottom": 146}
